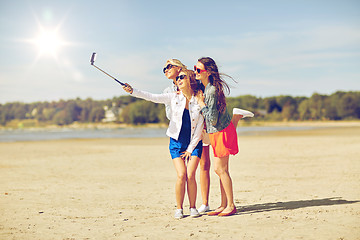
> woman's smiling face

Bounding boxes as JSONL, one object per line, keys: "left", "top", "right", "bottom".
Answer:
{"left": 195, "top": 62, "right": 208, "bottom": 82}
{"left": 176, "top": 72, "right": 190, "bottom": 91}
{"left": 164, "top": 64, "right": 181, "bottom": 80}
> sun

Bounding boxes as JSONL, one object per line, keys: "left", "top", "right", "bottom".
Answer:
{"left": 33, "top": 29, "right": 64, "bottom": 57}
{"left": 35, "top": 31, "right": 61, "bottom": 54}
{"left": 23, "top": 9, "right": 71, "bottom": 64}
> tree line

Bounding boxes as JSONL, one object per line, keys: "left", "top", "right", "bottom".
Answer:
{"left": 0, "top": 91, "right": 359, "bottom": 127}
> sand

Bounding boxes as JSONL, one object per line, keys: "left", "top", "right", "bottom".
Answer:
{"left": 0, "top": 124, "right": 360, "bottom": 240}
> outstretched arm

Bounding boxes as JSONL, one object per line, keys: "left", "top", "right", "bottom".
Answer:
{"left": 122, "top": 83, "right": 173, "bottom": 105}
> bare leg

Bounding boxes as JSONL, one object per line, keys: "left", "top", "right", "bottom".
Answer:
{"left": 186, "top": 156, "right": 200, "bottom": 208}
{"left": 219, "top": 178, "right": 227, "bottom": 208}
{"left": 172, "top": 157, "right": 187, "bottom": 210}
{"left": 214, "top": 156, "right": 235, "bottom": 214}
{"left": 232, "top": 108, "right": 254, "bottom": 127}
{"left": 199, "top": 145, "right": 211, "bottom": 206}
{"left": 231, "top": 114, "right": 243, "bottom": 128}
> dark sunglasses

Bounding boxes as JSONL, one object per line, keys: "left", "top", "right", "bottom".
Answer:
{"left": 194, "top": 66, "right": 206, "bottom": 74}
{"left": 176, "top": 74, "right": 186, "bottom": 81}
{"left": 163, "top": 64, "right": 174, "bottom": 73}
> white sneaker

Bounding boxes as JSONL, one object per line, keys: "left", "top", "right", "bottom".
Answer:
{"left": 197, "top": 204, "right": 210, "bottom": 214}
{"left": 174, "top": 209, "right": 183, "bottom": 219}
{"left": 189, "top": 208, "right": 200, "bottom": 217}
{"left": 233, "top": 108, "right": 254, "bottom": 118}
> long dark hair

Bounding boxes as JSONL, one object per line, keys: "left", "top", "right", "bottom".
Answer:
{"left": 181, "top": 69, "right": 201, "bottom": 95}
{"left": 188, "top": 70, "right": 203, "bottom": 95}
{"left": 198, "top": 57, "right": 231, "bottom": 113}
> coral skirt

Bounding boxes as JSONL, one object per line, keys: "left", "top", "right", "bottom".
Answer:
{"left": 209, "top": 122, "right": 239, "bottom": 158}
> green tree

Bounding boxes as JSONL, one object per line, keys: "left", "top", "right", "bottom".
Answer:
{"left": 309, "top": 93, "right": 326, "bottom": 120}
{"left": 298, "top": 99, "right": 311, "bottom": 120}
{"left": 282, "top": 102, "right": 297, "bottom": 120}
{"left": 324, "top": 93, "right": 340, "bottom": 120}
{"left": 338, "top": 92, "right": 360, "bottom": 119}
{"left": 53, "top": 110, "right": 69, "bottom": 125}
{"left": 122, "top": 101, "right": 161, "bottom": 124}
{"left": 65, "top": 101, "right": 82, "bottom": 123}
{"left": 42, "top": 108, "right": 57, "bottom": 121}
{"left": 264, "top": 97, "right": 281, "bottom": 113}
{"left": 89, "top": 107, "right": 105, "bottom": 122}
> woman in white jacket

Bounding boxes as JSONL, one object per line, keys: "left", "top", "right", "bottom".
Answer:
{"left": 122, "top": 69, "right": 204, "bottom": 219}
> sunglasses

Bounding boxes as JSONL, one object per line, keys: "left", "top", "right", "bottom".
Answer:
{"left": 176, "top": 74, "right": 186, "bottom": 81}
{"left": 194, "top": 66, "right": 207, "bottom": 74}
{"left": 163, "top": 64, "right": 174, "bottom": 73}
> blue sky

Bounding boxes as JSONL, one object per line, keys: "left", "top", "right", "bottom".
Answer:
{"left": 0, "top": 0, "right": 359, "bottom": 103}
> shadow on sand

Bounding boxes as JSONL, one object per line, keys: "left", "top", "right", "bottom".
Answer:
{"left": 236, "top": 197, "right": 359, "bottom": 215}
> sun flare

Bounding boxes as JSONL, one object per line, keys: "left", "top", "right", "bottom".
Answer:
{"left": 32, "top": 29, "right": 65, "bottom": 57}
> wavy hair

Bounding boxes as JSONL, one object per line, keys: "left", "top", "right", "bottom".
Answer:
{"left": 180, "top": 69, "right": 201, "bottom": 95}
{"left": 198, "top": 57, "right": 232, "bottom": 113}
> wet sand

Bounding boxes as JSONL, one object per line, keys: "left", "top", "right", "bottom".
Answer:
{"left": 0, "top": 125, "right": 359, "bottom": 239}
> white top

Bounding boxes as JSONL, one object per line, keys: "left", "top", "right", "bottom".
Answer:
{"left": 163, "top": 83, "right": 178, "bottom": 120}
{"left": 132, "top": 88, "right": 204, "bottom": 153}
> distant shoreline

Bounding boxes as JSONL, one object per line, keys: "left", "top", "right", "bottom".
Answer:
{"left": 1, "top": 120, "right": 360, "bottom": 143}
{"left": 1, "top": 120, "right": 360, "bottom": 131}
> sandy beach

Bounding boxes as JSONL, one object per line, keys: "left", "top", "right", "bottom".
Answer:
{"left": 1, "top": 124, "right": 360, "bottom": 239}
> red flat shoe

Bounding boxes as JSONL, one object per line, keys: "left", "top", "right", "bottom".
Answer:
{"left": 207, "top": 210, "right": 222, "bottom": 216}
{"left": 218, "top": 207, "right": 237, "bottom": 217}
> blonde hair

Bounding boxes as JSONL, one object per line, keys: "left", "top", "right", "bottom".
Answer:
{"left": 164, "top": 59, "right": 187, "bottom": 69}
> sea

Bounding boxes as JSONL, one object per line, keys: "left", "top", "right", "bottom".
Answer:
{"left": 0, "top": 126, "right": 318, "bottom": 142}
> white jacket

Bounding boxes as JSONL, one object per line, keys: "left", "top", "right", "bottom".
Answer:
{"left": 162, "top": 83, "right": 177, "bottom": 120}
{"left": 132, "top": 88, "right": 204, "bottom": 153}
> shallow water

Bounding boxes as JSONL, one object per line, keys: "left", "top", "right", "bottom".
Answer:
{"left": 0, "top": 126, "right": 318, "bottom": 142}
